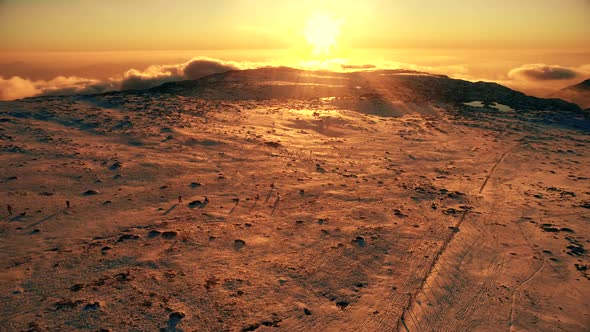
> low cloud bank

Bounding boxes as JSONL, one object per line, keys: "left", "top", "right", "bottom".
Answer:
{"left": 501, "top": 64, "right": 590, "bottom": 104}
{"left": 0, "top": 56, "right": 477, "bottom": 101}
{"left": 3, "top": 57, "right": 588, "bottom": 103}
{"left": 341, "top": 64, "right": 376, "bottom": 70}
{"left": 0, "top": 76, "right": 40, "bottom": 101}
{"left": 0, "top": 57, "right": 248, "bottom": 101}
{"left": 508, "top": 64, "right": 580, "bottom": 81}
{"left": 119, "top": 58, "right": 244, "bottom": 91}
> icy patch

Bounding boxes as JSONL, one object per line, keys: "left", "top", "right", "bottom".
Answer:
{"left": 491, "top": 102, "right": 514, "bottom": 112}
{"left": 464, "top": 101, "right": 484, "bottom": 107}
{"left": 463, "top": 101, "right": 513, "bottom": 112}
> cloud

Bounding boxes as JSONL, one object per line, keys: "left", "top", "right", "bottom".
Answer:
{"left": 307, "top": 59, "right": 468, "bottom": 78}
{"left": 0, "top": 76, "right": 41, "bottom": 100}
{"left": 120, "top": 57, "right": 245, "bottom": 91}
{"left": 183, "top": 59, "right": 240, "bottom": 79}
{"left": 40, "top": 76, "right": 118, "bottom": 96}
{"left": 341, "top": 64, "right": 376, "bottom": 70}
{"left": 0, "top": 57, "right": 251, "bottom": 101}
{"left": 1, "top": 56, "right": 476, "bottom": 101}
{"left": 508, "top": 64, "right": 580, "bottom": 81}
{"left": 0, "top": 75, "right": 118, "bottom": 100}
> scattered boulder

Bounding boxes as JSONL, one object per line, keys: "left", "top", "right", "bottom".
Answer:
{"left": 567, "top": 245, "right": 586, "bottom": 256}
{"left": 336, "top": 301, "right": 350, "bottom": 310}
{"left": 70, "top": 284, "right": 84, "bottom": 292}
{"left": 83, "top": 302, "right": 101, "bottom": 311}
{"left": 234, "top": 239, "right": 246, "bottom": 250}
{"left": 169, "top": 311, "right": 185, "bottom": 321}
{"left": 109, "top": 161, "right": 123, "bottom": 170}
{"left": 264, "top": 141, "right": 282, "bottom": 148}
{"left": 575, "top": 264, "right": 589, "bottom": 280}
{"left": 188, "top": 200, "right": 203, "bottom": 208}
{"left": 393, "top": 209, "right": 407, "bottom": 218}
{"left": 116, "top": 234, "right": 140, "bottom": 243}
{"left": 162, "top": 231, "right": 178, "bottom": 239}
{"left": 352, "top": 236, "right": 366, "bottom": 247}
{"left": 53, "top": 299, "right": 83, "bottom": 311}
{"left": 147, "top": 230, "right": 161, "bottom": 238}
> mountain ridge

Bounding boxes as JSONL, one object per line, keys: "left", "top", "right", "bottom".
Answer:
{"left": 149, "top": 67, "right": 582, "bottom": 113}
{"left": 561, "top": 78, "right": 590, "bottom": 92}
{"left": 551, "top": 78, "right": 590, "bottom": 109}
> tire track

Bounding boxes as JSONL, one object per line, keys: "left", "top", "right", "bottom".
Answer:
{"left": 479, "top": 146, "right": 514, "bottom": 193}
{"left": 400, "top": 144, "right": 514, "bottom": 331}
{"left": 508, "top": 257, "right": 545, "bottom": 331}
{"left": 509, "top": 218, "right": 547, "bottom": 332}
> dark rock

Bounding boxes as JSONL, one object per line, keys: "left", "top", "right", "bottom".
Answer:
{"left": 162, "top": 231, "right": 178, "bottom": 239}
{"left": 234, "top": 239, "right": 246, "bottom": 250}
{"left": 53, "top": 299, "right": 83, "bottom": 311}
{"left": 83, "top": 302, "right": 101, "bottom": 311}
{"left": 70, "top": 284, "right": 84, "bottom": 292}
{"left": 109, "top": 162, "right": 123, "bottom": 170}
{"left": 567, "top": 245, "right": 586, "bottom": 256}
{"left": 188, "top": 200, "right": 203, "bottom": 208}
{"left": 241, "top": 323, "right": 260, "bottom": 332}
{"left": 353, "top": 236, "right": 366, "bottom": 247}
{"left": 169, "top": 311, "right": 185, "bottom": 320}
{"left": 116, "top": 234, "right": 140, "bottom": 243}
{"left": 393, "top": 209, "right": 407, "bottom": 218}
{"left": 148, "top": 230, "right": 161, "bottom": 238}
{"left": 336, "top": 301, "right": 350, "bottom": 310}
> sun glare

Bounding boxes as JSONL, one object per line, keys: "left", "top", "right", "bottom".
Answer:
{"left": 304, "top": 13, "right": 343, "bottom": 57}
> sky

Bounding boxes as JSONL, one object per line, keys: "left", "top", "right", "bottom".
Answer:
{"left": 1, "top": 0, "right": 589, "bottom": 100}
{"left": 1, "top": 0, "right": 590, "bottom": 51}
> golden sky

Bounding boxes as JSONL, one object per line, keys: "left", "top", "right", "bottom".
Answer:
{"left": 1, "top": 0, "right": 589, "bottom": 52}
{"left": 1, "top": 1, "right": 589, "bottom": 101}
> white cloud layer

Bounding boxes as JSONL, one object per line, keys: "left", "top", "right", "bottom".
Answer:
{"left": 0, "top": 57, "right": 251, "bottom": 101}
{"left": 2, "top": 57, "right": 588, "bottom": 103}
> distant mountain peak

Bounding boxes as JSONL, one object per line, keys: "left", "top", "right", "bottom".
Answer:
{"left": 553, "top": 78, "right": 590, "bottom": 108}
{"left": 562, "top": 78, "right": 590, "bottom": 92}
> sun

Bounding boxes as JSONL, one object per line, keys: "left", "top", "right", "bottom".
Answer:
{"left": 304, "top": 12, "right": 343, "bottom": 57}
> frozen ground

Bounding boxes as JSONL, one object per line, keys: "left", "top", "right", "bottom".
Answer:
{"left": 0, "top": 68, "right": 589, "bottom": 331}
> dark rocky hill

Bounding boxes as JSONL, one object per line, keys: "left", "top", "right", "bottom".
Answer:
{"left": 150, "top": 67, "right": 582, "bottom": 113}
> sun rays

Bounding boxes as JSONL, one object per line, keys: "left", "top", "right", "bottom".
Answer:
{"left": 303, "top": 12, "right": 343, "bottom": 57}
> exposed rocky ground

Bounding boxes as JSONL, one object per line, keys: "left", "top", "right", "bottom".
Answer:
{"left": 1, "top": 68, "right": 589, "bottom": 331}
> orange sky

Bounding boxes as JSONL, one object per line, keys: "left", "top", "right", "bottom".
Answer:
{"left": 1, "top": 1, "right": 589, "bottom": 101}
{"left": 1, "top": 0, "right": 589, "bottom": 52}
